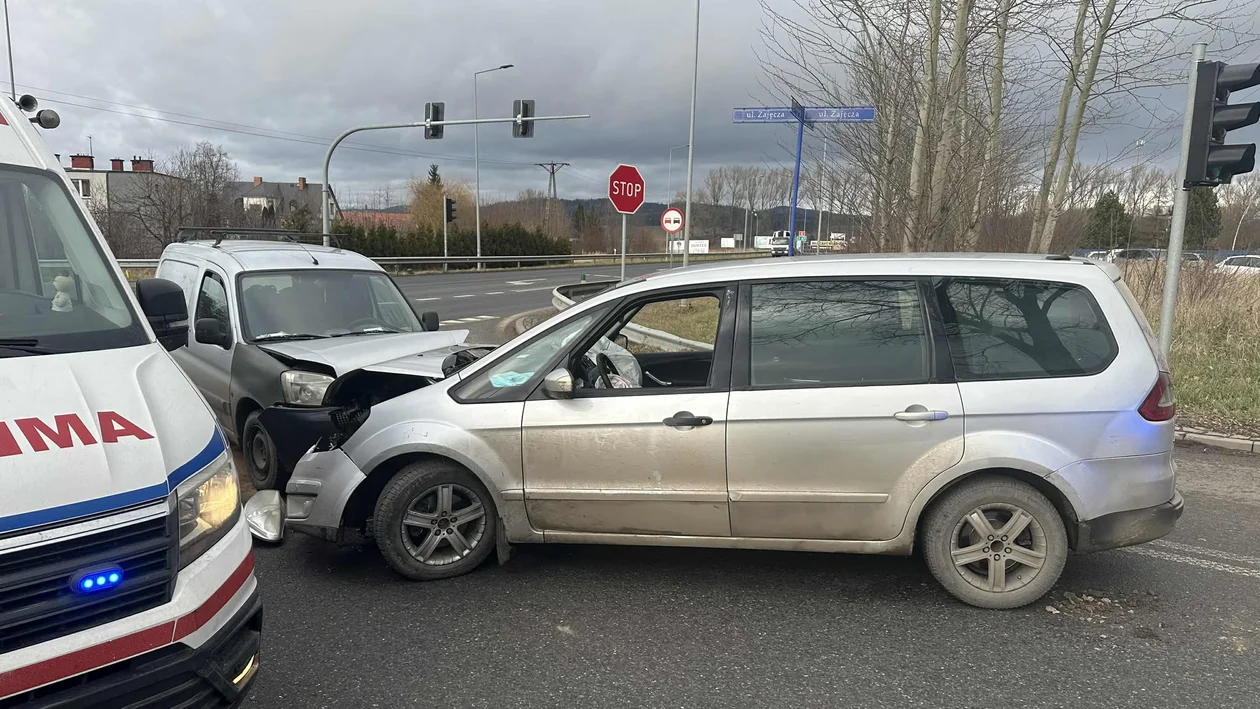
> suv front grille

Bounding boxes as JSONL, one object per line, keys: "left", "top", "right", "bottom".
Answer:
{"left": 0, "top": 513, "right": 177, "bottom": 654}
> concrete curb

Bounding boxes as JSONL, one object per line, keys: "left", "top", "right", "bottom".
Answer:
{"left": 1176, "top": 426, "right": 1260, "bottom": 453}
{"left": 500, "top": 307, "right": 557, "bottom": 338}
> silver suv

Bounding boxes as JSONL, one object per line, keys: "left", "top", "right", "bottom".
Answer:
{"left": 257, "top": 253, "right": 1182, "bottom": 609}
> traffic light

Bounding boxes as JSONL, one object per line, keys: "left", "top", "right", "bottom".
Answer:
{"left": 1186, "top": 61, "right": 1260, "bottom": 187}
{"left": 512, "top": 99, "right": 535, "bottom": 138}
{"left": 444, "top": 197, "right": 456, "bottom": 223}
{"left": 425, "top": 102, "right": 444, "bottom": 140}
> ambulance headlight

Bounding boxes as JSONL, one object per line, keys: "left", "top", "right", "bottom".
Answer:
{"left": 176, "top": 453, "right": 241, "bottom": 569}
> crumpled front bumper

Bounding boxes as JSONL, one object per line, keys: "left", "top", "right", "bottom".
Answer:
{"left": 283, "top": 447, "right": 367, "bottom": 542}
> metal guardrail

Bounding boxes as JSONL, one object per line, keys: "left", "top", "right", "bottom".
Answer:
{"left": 552, "top": 281, "right": 713, "bottom": 353}
{"left": 114, "top": 250, "right": 770, "bottom": 271}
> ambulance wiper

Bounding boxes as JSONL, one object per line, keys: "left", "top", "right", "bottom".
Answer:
{"left": 0, "top": 338, "right": 62, "bottom": 356}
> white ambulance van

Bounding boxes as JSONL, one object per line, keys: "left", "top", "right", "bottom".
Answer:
{"left": 0, "top": 95, "right": 261, "bottom": 707}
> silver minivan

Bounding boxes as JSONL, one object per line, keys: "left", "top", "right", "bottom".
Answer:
{"left": 256, "top": 254, "right": 1182, "bottom": 609}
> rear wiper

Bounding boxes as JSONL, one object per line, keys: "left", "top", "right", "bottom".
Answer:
{"left": 252, "top": 333, "right": 326, "bottom": 342}
{"left": 0, "top": 338, "right": 62, "bottom": 356}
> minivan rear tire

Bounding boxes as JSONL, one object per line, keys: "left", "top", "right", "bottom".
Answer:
{"left": 921, "top": 476, "right": 1068, "bottom": 609}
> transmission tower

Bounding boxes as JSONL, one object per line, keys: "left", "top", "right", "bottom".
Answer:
{"left": 536, "top": 162, "right": 570, "bottom": 199}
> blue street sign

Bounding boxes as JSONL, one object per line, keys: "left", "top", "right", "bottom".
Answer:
{"left": 732, "top": 106, "right": 876, "bottom": 124}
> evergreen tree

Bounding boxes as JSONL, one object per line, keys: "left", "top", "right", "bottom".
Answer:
{"left": 1081, "top": 191, "right": 1132, "bottom": 249}
{"left": 1184, "top": 187, "right": 1222, "bottom": 248}
{"left": 427, "top": 164, "right": 442, "bottom": 186}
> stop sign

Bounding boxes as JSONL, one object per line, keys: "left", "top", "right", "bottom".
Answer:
{"left": 608, "top": 164, "right": 645, "bottom": 214}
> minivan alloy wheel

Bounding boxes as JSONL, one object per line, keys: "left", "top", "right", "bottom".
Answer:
{"left": 400, "top": 483, "right": 487, "bottom": 566}
{"left": 949, "top": 503, "right": 1046, "bottom": 593}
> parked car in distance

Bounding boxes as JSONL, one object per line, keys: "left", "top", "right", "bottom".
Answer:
{"left": 254, "top": 253, "right": 1182, "bottom": 609}
{"left": 1083, "top": 250, "right": 1109, "bottom": 261}
{"left": 1110, "top": 247, "right": 1161, "bottom": 262}
{"left": 1216, "top": 254, "right": 1260, "bottom": 276}
{"left": 156, "top": 238, "right": 443, "bottom": 490}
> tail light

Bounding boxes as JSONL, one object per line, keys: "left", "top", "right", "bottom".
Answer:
{"left": 1138, "top": 372, "right": 1176, "bottom": 421}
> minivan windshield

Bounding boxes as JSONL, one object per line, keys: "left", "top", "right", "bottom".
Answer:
{"left": 0, "top": 166, "right": 145, "bottom": 356}
{"left": 237, "top": 269, "right": 422, "bottom": 341}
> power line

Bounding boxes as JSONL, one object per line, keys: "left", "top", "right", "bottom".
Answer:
{"left": 535, "top": 161, "right": 569, "bottom": 199}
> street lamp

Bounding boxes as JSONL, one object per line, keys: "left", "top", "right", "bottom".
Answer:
{"left": 474, "top": 63, "right": 514, "bottom": 269}
{"left": 681, "top": 0, "right": 700, "bottom": 268}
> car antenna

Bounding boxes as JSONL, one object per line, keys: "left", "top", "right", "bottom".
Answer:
{"left": 284, "top": 234, "right": 319, "bottom": 265}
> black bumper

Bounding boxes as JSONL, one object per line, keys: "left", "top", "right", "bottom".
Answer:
{"left": 4, "top": 590, "right": 262, "bottom": 709}
{"left": 1074, "top": 491, "right": 1185, "bottom": 553}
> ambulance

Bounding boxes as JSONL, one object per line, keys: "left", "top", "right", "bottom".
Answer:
{"left": 0, "top": 94, "right": 261, "bottom": 706}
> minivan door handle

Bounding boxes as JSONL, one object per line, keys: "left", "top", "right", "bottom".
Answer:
{"left": 663, "top": 411, "right": 713, "bottom": 428}
{"left": 894, "top": 408, "right": 949, "bottom": 422}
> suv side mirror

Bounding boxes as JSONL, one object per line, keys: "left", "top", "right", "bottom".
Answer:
{"left": 421, "top": 310, "right": 439, "bottom": 331}
{"left": 542, "top": 368, "right": 574, "bottom": 399}
{"left": 194, "top": 318, "right": 231, "bottom": 349}
{"left": 135, "top": 278, "right": 189, "bottom": 351}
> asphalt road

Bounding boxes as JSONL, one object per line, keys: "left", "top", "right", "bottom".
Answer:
{"left": 392, "top": 262, "right": 679, "bottom": 332}
{"left": 242, "top": 443, "right": 1260, "bottom": 709}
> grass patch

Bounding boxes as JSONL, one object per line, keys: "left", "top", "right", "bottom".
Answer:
{"left": 629, "top": 297, "right": 721, "bottom": 345}
{"left": 1121, "top": 262, "right": 1260, "bottom": 437}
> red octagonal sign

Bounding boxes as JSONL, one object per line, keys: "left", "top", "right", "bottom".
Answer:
{"left": 608, "top": 163, "right": 645, "bottom": 215}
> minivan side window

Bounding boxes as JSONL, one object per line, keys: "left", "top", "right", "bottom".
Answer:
{"left": 748, "top": 280, "right": 929, "bottom": 387}
{"left": 936, "top": 278, "right": 1116, "bottom": 380}
{"left": 195, "top": 271, "right": 231, "bottom": 329}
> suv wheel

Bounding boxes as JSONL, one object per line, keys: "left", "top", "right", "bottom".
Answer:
{"left": 921, "top": 477, "right": 1068, "bottom": 609}
{"left": 242, "top": 410, "right": 286, "bottom": 490}
{"left": 373, "top": 460, "right": 497, "bottom": 581}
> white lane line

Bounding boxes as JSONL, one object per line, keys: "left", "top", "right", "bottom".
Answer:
{"left": 413, "top": 297, "right": 440, "bottom": 302}
{"left": 1149, "top": 539, "right": 1260, "bottom": 567}
{"left": 484, "top": 291, "right": 505, "bottom": 295}
{"left": 512, "top": 286, "right": 559, "bottom": 293}
{"left": 453, "top": 294, "right": 475, "bottom": 298}
{"left": 1122, "top": 546, "right": 1260, "bottom": 579}
{"left": 472, "top": 315, "right": 499, "bottom": 321}
{"left": 506, "top": 279, "right": 545, "bottom": 286}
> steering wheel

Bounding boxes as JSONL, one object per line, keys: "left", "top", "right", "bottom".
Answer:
{"left": 595, "top": 353, "right": 619, "bottom": 389}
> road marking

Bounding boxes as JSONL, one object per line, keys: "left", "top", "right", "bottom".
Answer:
{"left": 472, "top": 315, "right": 499, "bottom": 321}
{"left": 439, "top": 315, "right": 499, "bottom": 325}
{"left": 484, "top": 291, "right": 505, "bottom": 295}
{"left": 1149, "top": 539, "right": 1260, "bottom": 567}
{"left": 512, "top": 286, "right": 559, "bottom": 293}
{"left": 1122, "top": 546, "right": 1260, "bottom": 579}
{"left": 506, "top": 279, "right": 545, "bottom": 286}
{"left": 453, "top": 294, "right": 475, "bottom": 298}
{"left": 413, "top": 297, "right": 440, "bottom": 302}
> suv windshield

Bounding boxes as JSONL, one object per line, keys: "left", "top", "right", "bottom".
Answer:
{"left": 238, "top": 269, "right": 422, "bottom": 341}
{"left": 0, "top": 166, "right": 145, "bottom": 356}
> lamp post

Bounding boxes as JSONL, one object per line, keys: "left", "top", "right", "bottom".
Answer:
{"left": 681, "top": 0, "right": 701, "bottom": 268}
{"left": 474, "top": 63, "right": 514, "bottom": 269}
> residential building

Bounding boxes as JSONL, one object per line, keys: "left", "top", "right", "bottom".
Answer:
{"left": 229, "top": 176, "right": 325, "bottom": 227}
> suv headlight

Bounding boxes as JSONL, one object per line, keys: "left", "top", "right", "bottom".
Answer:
{"left": 177, "top": 453, "right": 241, "bottom": 569}
{"left": 281, "top": 370, "right": 334, "bottom": 406}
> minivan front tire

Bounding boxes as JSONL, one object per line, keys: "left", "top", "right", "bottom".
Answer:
{"left": 242, "top": 410, "right": 285, "bottom": 491}
{"left": 921, "top": 477, "right": 1068, "bottom": 609}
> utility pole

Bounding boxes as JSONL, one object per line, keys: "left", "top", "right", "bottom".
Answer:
{"left": 816, "top": 139, "right": 827, "bottom": 243}
{"left": 681, "top": 0, "right": 700, "bottom": 268}
{"left": 474, "top": 64, "right": 515, "bottom": 270}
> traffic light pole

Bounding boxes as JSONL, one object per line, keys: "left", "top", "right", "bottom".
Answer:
{"left": 320, "top": 112, "right": 590, "bottom": 247}
{"left": 1159, "top": 42, "right": 1207, "bottom": 359}
{"left": 443, "top": 193, "right": 450, "bottom": 274}
{"left": 787, "top": 116, "right": 805, "bottom": 256}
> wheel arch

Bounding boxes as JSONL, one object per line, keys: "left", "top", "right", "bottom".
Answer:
{"left": 234, "top": 397, "right": 262, "bottom": 440}
{"left": 911, "top": 467, "right": 1082, "bottom": 552}
{"left": 342, "top": 451, "right": 502, "bottom": 535}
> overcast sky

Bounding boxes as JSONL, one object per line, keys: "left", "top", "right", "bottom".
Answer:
{"left": 7, "top": 0, "right": 1259, "bottom": 206}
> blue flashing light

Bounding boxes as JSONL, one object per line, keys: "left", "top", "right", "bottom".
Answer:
{"left": 73, "top": 567, "right": 123, "bottom": 593}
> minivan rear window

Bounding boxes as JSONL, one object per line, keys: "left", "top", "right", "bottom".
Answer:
{"left": 936, "top": 278, "right": 1116, "bottom": 380}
